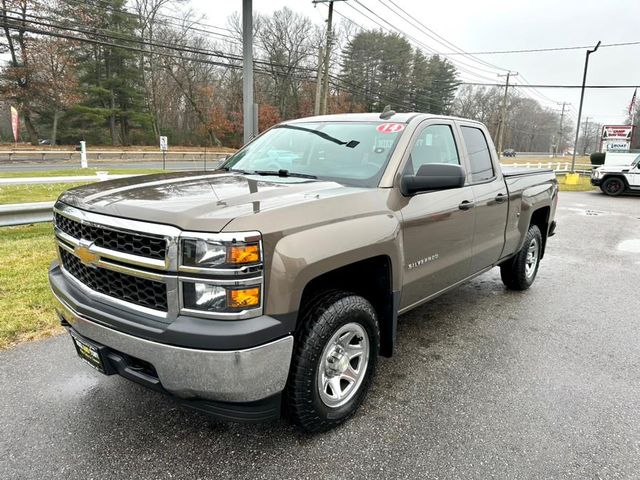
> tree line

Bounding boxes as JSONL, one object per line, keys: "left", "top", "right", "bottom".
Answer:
{"left": 1, "top": 0, "right": 571, "bottom": 153}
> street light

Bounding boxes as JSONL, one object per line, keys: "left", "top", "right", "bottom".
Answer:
{"left": 570, "top": 40, "right": 601, "bottom": 174}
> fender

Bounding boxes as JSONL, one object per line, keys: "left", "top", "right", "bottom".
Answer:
{"left": 503, "top": 179, "right": 556, "bottom": 257}
{"left": 264, "top": 212, "right": 402, "bottom": 316}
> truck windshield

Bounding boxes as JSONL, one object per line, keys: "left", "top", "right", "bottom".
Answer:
{"left": 222, "top": 122, "right": 405, "bottom": 187}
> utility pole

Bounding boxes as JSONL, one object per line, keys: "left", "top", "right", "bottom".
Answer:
{"left": 242, "top": 0, "right": 254, "bottom": 145}
{"left": 313, "top": 0, "right": 346, "bottom": 115}
{"left": 555, "top": 102, "right": 569, "bottom": 157}
{"left": 581, "top": 116, "right": 591, "bottom": 155}
{"left": 571, "top": 40, "right": 601, "bottom": 172}
{"left": 314, "top": 47, "right": 324, "bottom": 115}
{"left": 496, "top": 71, "right": 518, "bottom": 159}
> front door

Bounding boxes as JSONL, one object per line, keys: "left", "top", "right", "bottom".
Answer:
{"left": 399, "top": 122, "right": 475, "bottom": 310}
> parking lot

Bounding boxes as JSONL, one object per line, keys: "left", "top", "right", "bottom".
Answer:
{"left": 1, "top": 190, "right": 639, "bottom": 479}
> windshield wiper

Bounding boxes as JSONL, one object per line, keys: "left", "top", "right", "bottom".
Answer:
{"left": 278, "top": 124, "right": 360, "bottom": 148}
{"left": 252, "top": 169, "right": 317, "bottom": 179}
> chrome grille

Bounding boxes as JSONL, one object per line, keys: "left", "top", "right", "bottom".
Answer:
{"left": 60, "top": 250, "right": 168, "bottom": 311}
{"left": 54, "top": 212, "right": 166, "bottom": 260}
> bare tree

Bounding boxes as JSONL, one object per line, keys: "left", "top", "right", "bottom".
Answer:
{"left": 0, "top": 0, "right": 42, "bottom": 143}
{"left": 28, "top": 37, "right": 81, "bottom": 145}
{"left": 133, "top": 0, "right": 184, "bottom": 138}
{"left": 256, "top": 7, "right": 317, "bottom": 118}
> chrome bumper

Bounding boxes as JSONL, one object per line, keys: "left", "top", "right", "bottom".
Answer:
{"left": 53, "top": 293, "right": 294, "bottom": 403}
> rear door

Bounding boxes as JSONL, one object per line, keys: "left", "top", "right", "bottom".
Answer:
{"left": 398, "top": 120, "right": 475, "bottom": 310}
{"left": 458, "top": 123, "right": 509, "bottom": 273}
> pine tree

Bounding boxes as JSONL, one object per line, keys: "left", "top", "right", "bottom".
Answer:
{"left": 62, "top": 0, "right": 151, "bottom": 145}
{"left": 341, "top": 31, "right": 458, "bottom": 113}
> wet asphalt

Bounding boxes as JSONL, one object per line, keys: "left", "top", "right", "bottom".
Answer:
{"left": 1, "top": 190, "right": 640, "bottom": 480}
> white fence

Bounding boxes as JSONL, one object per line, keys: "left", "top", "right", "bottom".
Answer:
{"left": 502, "top": 162, "right": 593, "bottom": 174}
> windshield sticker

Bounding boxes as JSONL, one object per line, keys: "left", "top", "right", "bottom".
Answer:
{"left": 376, "top": 123, "right": 405, "bottom": 134}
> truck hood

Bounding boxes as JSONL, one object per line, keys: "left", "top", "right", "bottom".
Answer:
{"left": 58, "top": 170, "right": 372, "bottom": 232}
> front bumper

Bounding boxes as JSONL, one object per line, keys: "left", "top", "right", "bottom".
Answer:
{"left": 591, "top": 177, "right": 601, "bottom": 186}
{"left": 51, "top": 273, "right": 294, "bottom": 406}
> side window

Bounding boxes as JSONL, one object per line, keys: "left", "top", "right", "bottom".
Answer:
{"left": 461, "top": 126, "right": 494, "bottom": 182}
{"left": 406, "top": 124, "right": 460, "bottom": 174}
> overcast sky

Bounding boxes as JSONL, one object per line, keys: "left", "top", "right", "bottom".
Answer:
{"left": 193, "top": 0, "right": 640, "bottom": 127}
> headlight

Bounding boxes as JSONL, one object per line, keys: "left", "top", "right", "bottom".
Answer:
{"left": 182, "top": 239, "right": 227, "bottom": 267}
{"left": 182, "top": 282, "right": 261, "bottom": 313}
{"left": 178, "top": 232, "right": 263, "bottom": 319}
{"left": 180, "top": 233, "right": 261, "bottom": 271}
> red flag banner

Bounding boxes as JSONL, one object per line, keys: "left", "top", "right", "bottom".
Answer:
{"left": 10, "top": 106, "right": 19, "bottom": 143}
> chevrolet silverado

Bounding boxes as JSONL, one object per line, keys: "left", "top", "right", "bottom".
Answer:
{"left": 49, "top": 112, "right": 558, "bottom": 432}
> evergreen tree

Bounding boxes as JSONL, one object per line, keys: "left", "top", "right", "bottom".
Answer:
{"left": 424, "top": 55, "right": 459, "bottom": 114}
{"left": 63, "top": 0, "right": 151, "bottom": 145}
{"left": 341, "top": 30, "right": 458, "bottom": 113}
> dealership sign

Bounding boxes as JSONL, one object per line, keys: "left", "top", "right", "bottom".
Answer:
{"left": 601, "top": 125, "right": 634, "bottom": 152}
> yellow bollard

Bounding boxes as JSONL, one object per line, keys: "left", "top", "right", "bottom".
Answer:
{"left": 564, "top": 173, "right": 581, "bottom": 185}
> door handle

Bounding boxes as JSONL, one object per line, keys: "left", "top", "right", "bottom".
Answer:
{"left": 495, "top": 193, "right": 507, "bottom": 203}
{"left": 458, "top": 200, "right": 475, "bottom": 211}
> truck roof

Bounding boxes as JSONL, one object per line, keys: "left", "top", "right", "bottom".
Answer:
{"left": 285, "top": 112, "right": 483, "bottom": 125}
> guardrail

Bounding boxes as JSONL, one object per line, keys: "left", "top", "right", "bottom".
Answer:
{"left": 0, "top": 149, "right": 229, "bottom": 163}
{"left": 0, "top": 201, "right": 55, "bottom": 226}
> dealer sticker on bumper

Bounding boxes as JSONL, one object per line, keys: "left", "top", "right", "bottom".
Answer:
{"left": 71, "top": 334, "right": 106, "bottom": 374}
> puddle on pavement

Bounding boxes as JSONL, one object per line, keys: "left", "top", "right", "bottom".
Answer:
{"left": 560, "top": 207, "right": 608, "bottom": 216}
{"left": 618, "top": 239, "right": 640, "bottom": 253}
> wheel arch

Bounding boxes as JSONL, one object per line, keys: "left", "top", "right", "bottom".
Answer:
{"left": 601, "top": 174, "right": 629, "bottom": 188}
{"left": 529, "top": 206, "right": 551, "bottom": 258}
{"left": 298, "top": 255, "right": 398, "bottom": 358}
{"left": 264, "top": 213, "right": 402, "bottom": 357}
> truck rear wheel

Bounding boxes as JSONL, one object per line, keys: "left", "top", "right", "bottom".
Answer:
{"left": 600, "top": 177, "right": 625, "bottom": 196}
{"left": 285, "top": 291, "right": 379, "bottom": 432}
{"left": 500, "top": 224, "right": 542, "bottom": 291}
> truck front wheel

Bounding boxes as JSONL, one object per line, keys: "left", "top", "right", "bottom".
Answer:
{"left": 285, "top": 291, "right": 379, "bottom": 432}
{"left": 500, "top": 224, "right": 542, "bottom": 291}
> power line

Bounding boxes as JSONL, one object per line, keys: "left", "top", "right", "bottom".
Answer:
{"left": 0, "top": 11, "right": 431, "bottom": 113}
{"left": 380, "top": 0, "right": 509, "bottom": 73}
{"left": 515, "top": 73, "right": 561, "bottom": 106}
{"left": 461, "top": 82, "right": 640, "bottom": 89}
{"left": 343, "top": 1, "right": 574, "bottom": 111}
{"left": 439, "top": 41, "right": 640, "bottom": 55}
{"left": 342, "top": 1, "right": 500, "bottom": 83}
{"left": 0, "top": 11, "right": 318, "bottom": 74}
{"left": 335, "top": 3, "right": 571, "bottom": 112}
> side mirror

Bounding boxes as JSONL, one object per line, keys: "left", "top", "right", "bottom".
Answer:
{"left": 401, "top": 163, "right": 465, "bottom": 196}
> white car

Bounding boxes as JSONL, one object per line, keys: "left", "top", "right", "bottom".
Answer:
{"left": 591, "top": 154, "right": 640, "bottom": 196}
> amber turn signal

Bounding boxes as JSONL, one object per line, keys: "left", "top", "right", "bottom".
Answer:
{"left": 228, "top": 244, "right": 260, "bottom": 264}
{"left": 228, "top": 287, "right": 261, "bottom": 308}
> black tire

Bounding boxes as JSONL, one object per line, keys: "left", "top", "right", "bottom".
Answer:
{"left": 500, "top": 224, "right": 543, "bottom": 291}
{"left": 285, "top": 291, "right": 380, "bottom": 432}
{"left": 601, "top": 176, "right": 625, "bottom": 196}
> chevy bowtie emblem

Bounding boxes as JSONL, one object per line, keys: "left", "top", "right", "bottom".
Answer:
{"left": 74, "top": 245, "right": 99, "bottom": 267}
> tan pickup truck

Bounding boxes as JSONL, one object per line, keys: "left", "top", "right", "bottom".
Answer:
{"left": 49, "top": 112, "right": 557, "bottom": 432}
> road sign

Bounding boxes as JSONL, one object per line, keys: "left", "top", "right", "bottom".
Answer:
{"left": 159, "top": 136, "right": 168, "bottom": 151}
